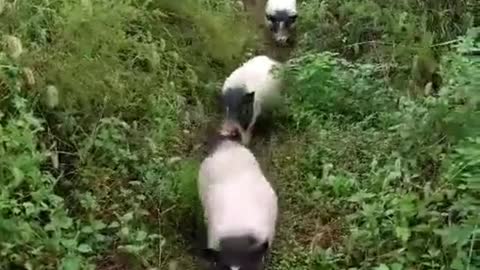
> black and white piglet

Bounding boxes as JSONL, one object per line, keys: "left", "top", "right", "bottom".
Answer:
{"left": 221, "top": 55, "right": 283, "bottom": 145}
{"left": 198, "top": 122, "right": 278, "bottom": 270}
{"left": 265, "top": 0, "right": 298, "bottom": 46}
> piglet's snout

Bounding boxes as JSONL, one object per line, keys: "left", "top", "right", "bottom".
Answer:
{"left": 274, "top": 23, "right": 290, "bottom": 45}
{"left": 274, "top": 35, "right": 288, "bottom": 44}
{"left": 220, "top": 120, "right": 243, "bottom": 137}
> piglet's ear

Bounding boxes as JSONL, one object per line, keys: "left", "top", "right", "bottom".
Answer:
{"left": 201, "top": 248, "right": 219, "bottom": 262}
{"left": 258, "top": 241, "right": 269, "bottom": 253}
{"left": 243, "top": 92, "right": 255, "bottom": 105}
{"left": 250, "top": 241, "right": 269, "bottom": 258}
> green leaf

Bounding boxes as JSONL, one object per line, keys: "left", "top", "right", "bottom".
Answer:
{"left": 120, "top": 227, "right": 130, "bottom": 237}
{"left": 395, "top": 226, "right": 411, "bottom": 242}
{"left": 434, "top": 225, "right": 474, "bottom": 246}
{"left": 91, "top": 220, "right": 106, "bottom": 230}
{"left": 136, "top": 230, "right": 147, "bottom": 242}
{"left": 390, "top": 263, "right": 403, "bottom": 270}
{"left": 81, "top": 226, "right": 94, "bottom": 234}
{"left": 60, "top": 238, "right": 78, "bottom": 250}
{"left": 77, "top": 243, "right": 93, "bottom": 253}
{"left": 51, "top": 211, "right": 73, "bottom": 230}
{"left": 451, "top": 257, "right": 464, "bottom": 270}
{"left": 24, "top": 262, "right": 33, "bottom": 270}
{"left": 11, "top": 166, "right": 25, "bottom": 186}
{"left": 61, "top": 255, "right": 82, "bottom": 270}
{"left": 22, "top": 202, "right": 35, "bottom": 216}
{"left": 375, "top": 264, "right": 389, "bottom": 270}
{"left": 109, "top": 221, "right": 120, "bottom": 228}
{"left": 120, "top": 212, "right": 134, "bottom": 223}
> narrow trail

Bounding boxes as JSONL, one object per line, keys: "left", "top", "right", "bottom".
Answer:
{"left": 237, "top": 0, "right": 296, "bottom": 198}
{"left": 238, "top": 2, "right": 345, "bottom": 268}
{"left": 238, "top": 0, "right": 296, "bottom": 166}
{"left": 235, "top": 1, "right": 327, "bottom": 269}
{"left": 179, "top": 2, "right": 321, "bottom": 269}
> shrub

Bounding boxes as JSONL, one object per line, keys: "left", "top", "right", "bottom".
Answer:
{"left": 275, "top": 29, "right": 480, "bottom": 269}
{"left": 0, "top": 0, "right": 254, "bottom": 268}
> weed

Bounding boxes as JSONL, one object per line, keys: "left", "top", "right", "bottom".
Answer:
{"left": 273, "top": 26, "right": 480, "bottom": 269}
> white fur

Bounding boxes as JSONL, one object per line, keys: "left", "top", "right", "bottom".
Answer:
{"left": 221, "top": 55, "right": 283, "bottom": 144}
{"left": 198, "top": 140, "right": 278, "bottom": 250}
{"left": 265, "top": 0, "right": 297, "bottom": 15}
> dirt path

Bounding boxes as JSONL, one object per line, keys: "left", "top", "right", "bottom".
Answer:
{"left": 237, "top": 1, "right": 319, "bottom": 269}
{"left": 238, "top": 0, "right": 296, "bottom": 164}
{"left": 171, "top": 2, "right": 309, "bottom": 269}
{"left": 238, "top": 1, "right": 346, "bottom": 269}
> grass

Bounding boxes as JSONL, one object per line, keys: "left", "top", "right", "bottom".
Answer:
{"left": 0, "top": 0, "right": 479, "bottom": 269}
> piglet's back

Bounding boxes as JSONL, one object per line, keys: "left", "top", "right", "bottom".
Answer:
{"left": 198, "top": 140, "right": 278, "bottom": 246}
{"left": 222, "top": 56, "right": 282, "bottom": 101}
{"left": 199, "top": 140, "right": 259, "bottom": 185}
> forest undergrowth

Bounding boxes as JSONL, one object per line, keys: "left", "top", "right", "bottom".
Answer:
{"left": 0, "top": 0, "right": 479, "bottom": 269}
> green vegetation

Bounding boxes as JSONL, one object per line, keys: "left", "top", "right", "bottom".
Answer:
{"left": 0, "top": 0, "right": 478, "bottom": 269}
{"left": 0, "top": 0, "right": 254, "bottom": 268}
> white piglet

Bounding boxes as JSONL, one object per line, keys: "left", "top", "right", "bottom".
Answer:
{"left": 265, "top": 0, "right": 298, "bottom": 45}
{"left": 198, "top": 127, "right": 278, "bottom": 270}
{"left": 221, "top": 55, "right": 283, "bottom": 145}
